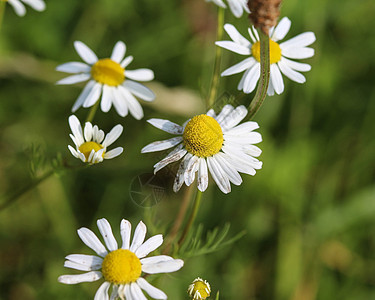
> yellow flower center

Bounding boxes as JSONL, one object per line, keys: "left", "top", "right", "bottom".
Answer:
{"left": 91, "top": 58, "right": 125, "bottom": 86}
{"left": 183, "top": 114, "right": 223, "bottom": 158}
{"left": 251, "top": 39, "right": 282, "bottom": 64}
{"left": 101, "top": 249, "right": 142, "bottom": 284}
{"left": 78, "top": 141, "right": 104, "bottom": 161}
{"left": 189, "top": 280, "right": 210, "bottom": 300}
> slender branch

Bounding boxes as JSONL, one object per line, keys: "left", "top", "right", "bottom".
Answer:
{"left": 207, "top": 7, "right": 225, "bottom": 109}
{"left": 85, "top": 100, "right": 100, "bottom": 123}
{"left": 178, "top": 190, "right": 203, "bottom": 246}
{"left": 247, "top": 30, "right": 270, "bottom": 119}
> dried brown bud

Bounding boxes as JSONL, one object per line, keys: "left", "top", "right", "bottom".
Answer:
{"left": 248, "top": 0, "right": 282, "bottom": 35}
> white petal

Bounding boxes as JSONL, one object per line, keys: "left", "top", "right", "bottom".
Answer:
{"left": 206, "top": 109, "right": 216, "bottom": 118}
{"left": 64, "top": 260, "right": 100, "bottom": 272}
{"left": 248, "top": 26, "right": 259, "bottom": 44}
{"left": 56, "top": 62, "right": 91, "bottom": 74}
{"left": 104, "top": 147, "right": 123, "bottom": 159}
{"left": 281, "top": 46, "right": 315, "bottom": 59}
{"left": 72, "top": 80, "right": 96, "bottom": 112}
{"left": 173, "top": 153, "right": 192, "bottom": 192}
{"left": 220, "top": 105, "right": 248, "bottom": 131}
{"left": 280, "top": 32, "right": 316, "bottom": 50}
{"left": 135, "top": 234, "right": 163, "bottom": 258}
{"left": 118, "top": 85, "right": 144, "bottom": 119}
{"left": 184, "top": 155, "right": 199, "bottom": 186}
{"left": 141, "top": 137, "right": 183, "bottom": 153}
{"left": 101, "top": 85, "right": 113, "bottom": 113}
{"left": 112, "top": 87, "right": 129, "bottom": 117}
{"left": 137, "top": 278, "right": 167, "bottom": 300}
{"left": 94, "top": 281, "right": 111, "bottom": 300}
{"left": 267, "top": 81, "right": 275, "bottom": 96}
{"left": 82, "top": 83, "right": 102, "bottom": 108}
{"left": 121, "top": 56, "right": 134, "bottom": 68}
{"left": 221, "top": 57, "right": 256, "bottom": 76}
{"left": 238, "top": 68, "right": 250, "bottom": 91}
{"left": 278, "top": 59, "right": 306, "bottom": 83}
{"left": 227, "top": 0, "right": 244, "bottom": 18}
{"left": 223, "top": 23, "right": 251, "bottom": 46}
{"left": 68, "top": 145, "right": 79, "bottom": 158}
{"left": 142, "top": 258, "right": 184, "bottom": 274}
{"left": 281, "top": 57, "right": 311, "bottom": 72}
{"left": 130, "top": 221, "right": 147, "bottom": 252}
{"left": 74, "top": 41, "right": 98, "bottom": 65}
{"left": 97, "top": 218, "right": 118, "bottom": 252}
{"left": 147, "top": 119, "right": 183, "bottom": 135}
{"left": 56, "top": 73, "right": 90, "bottom": 85}
{"left": 197, "top": 158, "right": 209, "bottom": 192}
{"left": 125, "top": 69, "right": 154, "bottom": 82}
{"left": 65, "top": 254, "right": 103, "bottom": 270}
{"left": 123, "top": 80, "right": 155, "bottom": 101}
{"left": 214, "top": 153, "right": 242, "bottom": 185}
{"left": 68, "top": 115, "right": 84, "bottom": 145}
{"left": 120, "top": 219, "right": 131, "bottom": 250}
{"left": 153, "top": 144, "right": 187, "bottom": 174}
{"left": 140, "top": 255, "right": 173, "bottom": 265}
{"left": 58, "top": 271, "right": 102, "bottom": 284}
{"left": 111, "top": 41, "right": 126, "bottom": 63}
{"left": 215, "top": 41, "right": 251, "bottom": 55}
{"left": 77, "top": 227, "right": 108, "bottom": 257}
{"left": 207, "top": 156, "right": 231, "bottom": 194}
{"left": 22, "top": 0, "right": 46, "bottom": 11}
{"left": 224, "top": 132, "right": 262, "bottom": 144}
{"left": 242, "top": 144, "right": 262, "bottom": 157}
{"left": 102, "top": 125, "right": 123, "bottom": 147}
{"left": 130, "top": 282, "right": 147, "bottom": 300}
{"left": 224, "top": 121, "right": 259, "bottom": 136}
{"left": 270, "top": 64, "right": 284, "bottom": 94}
{"left": 215, "top": 104, "right": 234, "bottom": 124}
{"left": 84, "top": 122, "right": 93, "bottom": 141}
{"left": 271, "top": 17, "right": 291, "bottom": 41}
{"left": 110, "top": 285, "right": 119, "bottom": 300}
{"left": 8, "top": 0, "right": 26, "bottom": 16}
{"left": 243, "top": 63, "right": 261, "bottom": 94}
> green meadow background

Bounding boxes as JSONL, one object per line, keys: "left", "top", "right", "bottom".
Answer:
{"left": 0, "top": 0, "right": 374, "bottom": 299}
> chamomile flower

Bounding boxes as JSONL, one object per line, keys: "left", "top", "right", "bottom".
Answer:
{"left": 141, "top": 105, "right": 262, "bottom": 194}
{"left": 4, "top": 0, "right": 45, "bottom": 17}
{"left": 58, "top": 218, "right": 184, "bottom": 300}
{"left": 188, "top": 278, "right": 211, "bottom": 300}
{"left": 206, "top": 0, "right": 249, "bottom": 18}
{"left": 68, "top": 115, "right": 123, "bottom": 164}
{"left": 57, "top": 41, "right": 155, "bottom": 120}
{"left": 216, "top": 17, "right": 316, "bottom": 95}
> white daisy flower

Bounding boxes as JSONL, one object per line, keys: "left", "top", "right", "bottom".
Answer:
{"left": 68, "top": 115, "right": 123, "bottom": 164}
{"left": 58, "top": 218, "right": 184, "bottom": 300}
{"left": 188, "top": 277, "right": 211, "bottom": 300}
{"left": 141, "top": 105, "right": 262, "bottom": 194}
{"left": 57, "top": 41, "right": 155, "bottom": 120}
{"left": 216, "top": 17, "right": 316, "bottom": 95}
{"left": 206, "top": 0, "right": 250, "bottom": 18}
{"left": 5, "top": 0, "right": 45, "bottom": 17}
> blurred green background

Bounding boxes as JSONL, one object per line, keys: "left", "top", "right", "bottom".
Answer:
{"left": 0, "top": 0, "right": 375, "bottom": 299}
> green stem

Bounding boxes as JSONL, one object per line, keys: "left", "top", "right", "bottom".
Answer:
{"left": 207, "top": 7, "right": 225, "bottom": 109}
{"left": 178, "top": 190, "right": 203, "bottom": 246}
{"left": 85, "top": 100, "right": 100, "bottom": 123}
{"left": 0, "top": 169, "right": 54, "bottom": 211}
{"left": 247, "top": 30, "right": 270, "bottom": 119}
{"left": 0, "top": 1, "right": 6, "bottom": 32}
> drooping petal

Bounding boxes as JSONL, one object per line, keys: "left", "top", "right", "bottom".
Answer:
{"left": 82, "top": 82, "right": 102, "bottom": 108}
{"left": 130, "top": 282, "right": 147, "bottom": 300}
{"left": 68, "top": 115, "right": 84, "bottom": 145}
{"left": 137, "top": 278, "right": 167, "bottom": 300}
{"left": 153, "top": 144, "right": 187, "bottom": 174}
{"left": 147, "top": 119, "right": 183, "bottom": 135}
{"left": 197, "top": 158, "right": 209, "bottom": 192}
{"left": 94, "top": 281, "right": 111, "bottom": 300}
{"left": 123, "top": 80, "right": 155, "bottom": 101}
{"left": 207, "top": 156, "right": 231, "bottom": 194}
{"left": 214, "top": 153, "right": 242, "bottom": 185}
{"left": 278, "top": 59, "right": 306, "bottom": 83}
{"left": 243, "top": 63, "right": 261, "bottom": 94}
{"left": 141, "top": 137, "right": 183, "bottom": 153}
{"left": 72, "top": 80, "right": 96, "bottom": 112}
{"left": 101, "top": 85, "right": 113, "bottom": 113}
{"left": 270, "top": 64, "right": 284, "bottom": 94}
{"left": 112, "top": 87, "right": 129, "bottom": 117}
{"left": 118, "top": 85, "right": 144, "bottom": 119}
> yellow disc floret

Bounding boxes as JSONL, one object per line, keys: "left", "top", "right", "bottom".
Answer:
{"left": 183, "top": 115, "right": 223, "bottom": 158}
{"left": 188, "top": 278, "right": 211, "bottom": 300}
{"left": 91, "top": 58, "right": 125, "bottom": 86}
{"left": 251, "top": 39, "right": 282, "bottom": 64}
{"left": 101, "top": 249, "right": 142, "bottom": 284}
{"left": 78, "top": 141, "right": 104, "bottom": 160}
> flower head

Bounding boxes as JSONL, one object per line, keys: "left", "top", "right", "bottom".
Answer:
{"left": 5, "top": 0, "right": 45, "bottom": 17}
{"left": 57, "top": 41, "right": 155, "bottom": 119}
{"left": 141, "top": 105, "right": 262, "bottom": 194}
{"left": 188, "top": 278, "right": 211, "bottom": 300}
{"left": 68, "top": 115, "right": 123, "bottom": 164}
{"left": 216, "top": 17, "right": 316, "bottom": 95}
{"left": 58, "top": 218, "right": 184, "bottom": 300}
{"left": 206, "top": 0, "right": 250, "bottom": 18}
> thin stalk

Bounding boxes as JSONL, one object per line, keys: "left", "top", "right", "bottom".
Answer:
{"left": 0, "top": 169, "right": 54, "bottom": 211}
{"left": 247, "top": 30, "right": 270, "bottom": 119}
{"left": 178, "top": 190, "right": 203, "bottom": 246}
{"left": 207, "top": 7, "right": 225, "bottom": 109}
{"left": 85, "top": 100, "right": 100, "bottom": 123}
{"left": 0, "top": 1, "right": 6, "bottom": 32}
